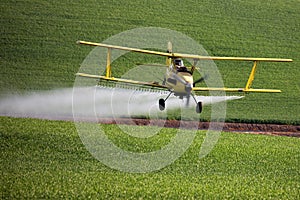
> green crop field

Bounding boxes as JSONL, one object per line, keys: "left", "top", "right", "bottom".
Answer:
{"left": 1, "top": 0, "right": 299, "bottom": 123}
{"left": 1, "top": 117, "right": 300, "bottom": 199}
{"left": 1, "top": 0, "right": 300, "bottom": 199}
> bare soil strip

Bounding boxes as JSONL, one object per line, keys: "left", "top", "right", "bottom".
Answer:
{"left": 5, "top": 115, "right": 299, "bottom": 137}
{"left": 97, "top": 118, "right": 300, "bottom": 137}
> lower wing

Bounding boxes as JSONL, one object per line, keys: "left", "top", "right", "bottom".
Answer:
{"left": 76, "top": 73, "right": 168, "bottom": 90}
{"left": 193, "top": 87, "right": 281, "bottom": 93}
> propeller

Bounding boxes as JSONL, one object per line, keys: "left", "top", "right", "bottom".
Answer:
{"left": 193, "top": 74, "right": 208, "bottom": 87}
{"left": 172, "top": 73, "right": 187, "bottom": 85}
{"left": 185, "top": 85, "right": 193, "bottom": 107}
{"left": 167, "top": 41, "right": 173, "bottom": 53}
{"left": 186, "top": 94, "right": 191, "bottom": 107}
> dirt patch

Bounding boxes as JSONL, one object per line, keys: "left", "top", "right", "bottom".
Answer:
{"left": 98, "top": 118, "right": 300, "bottom": 137}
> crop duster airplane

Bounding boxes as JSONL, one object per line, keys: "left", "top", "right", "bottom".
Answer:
{"left": 76, "top": 41, "right": 292, "bottom": 113}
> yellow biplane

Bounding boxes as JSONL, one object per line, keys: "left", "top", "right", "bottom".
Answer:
{"left": 76, "top": 40, "right": 292, "bottom": 113}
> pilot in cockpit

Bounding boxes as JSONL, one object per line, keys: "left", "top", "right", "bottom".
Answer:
{"left": 174, "top": 58, "right": 188, "bottom": 72}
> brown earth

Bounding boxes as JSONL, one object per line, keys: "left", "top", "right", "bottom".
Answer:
{"left": 11, "top": 115, "right": 298, "bottom": 137}
{"left": 97, "top": 118, "right": 300, "bottom": 137}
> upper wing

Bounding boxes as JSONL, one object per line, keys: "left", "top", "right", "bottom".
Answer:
{"left": 77, "top": 41, "right": 171, "bottom": 57}
{"left": 77, "top": 41, "right": 293, "bottom": 62}
{"left": 173, "top": 54, "right": 292, "bottom": 62}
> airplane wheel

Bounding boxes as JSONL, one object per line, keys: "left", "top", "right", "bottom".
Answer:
{"left": 196, "top": 102, "right": 202, "bottom": 113}
{"left": 159, "top": 99, "right": 165, "bottom": 111}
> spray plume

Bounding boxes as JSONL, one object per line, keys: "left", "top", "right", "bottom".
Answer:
{"left": 0, "top": 87, "right": 243, "bottom": 121}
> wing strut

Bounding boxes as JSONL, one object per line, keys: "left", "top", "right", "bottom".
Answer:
{"left": 245, "top": 61, "right": 258, "bottom": 91}
{"left": 106, "top": 48, "right": 112, "bottom": 78}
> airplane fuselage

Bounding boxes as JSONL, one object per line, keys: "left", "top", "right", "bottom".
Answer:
{"left": 164, "top": 65, "right": 194, "bottom": 97}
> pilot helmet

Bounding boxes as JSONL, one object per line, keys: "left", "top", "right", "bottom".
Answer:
{"left": 174, "top": 59, "right": 183, "bottom": 66}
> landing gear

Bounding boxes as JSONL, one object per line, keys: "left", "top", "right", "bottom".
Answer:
{"left": 159, "top": 99, "right": 165, "bottom": 111}
{"left": 158, "top": 92, "right": 172, "bottom": 111}
{"left": 191, "top": 94, "right": 202, "bottom": 114}
{"left": 196, "top": 102, "right": 202, "bottom": 113}
{"left": 158, "top": 92, "right": 203, "bottom": 114}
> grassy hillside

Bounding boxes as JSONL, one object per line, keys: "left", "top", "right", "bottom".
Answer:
{"left": 1, "top": 117, "right": 300, "bottom": 199}
{"left": 1, "top": 0, "right": 299, "bottom": 123}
